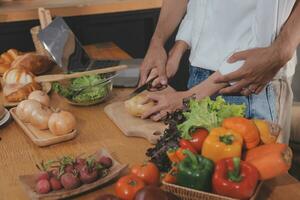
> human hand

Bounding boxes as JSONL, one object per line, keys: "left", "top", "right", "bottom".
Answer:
{"left": 215, "top": 43, "right": 293, "bottom": 96}
{"left": 141, "top": 87, "right": 186, "bottom": 121}
{"left": 149, "top": 40, "right": 189, "bottom": 87}
{"left": 139, "top": 38, "right": 168, "bottom": 87}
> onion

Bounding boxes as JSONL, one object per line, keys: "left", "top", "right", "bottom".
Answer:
{"left": 124, "top": 93, "right": 155, "bottom": 117}
{"left": 48, "top": 110, "right": 76, "bottom": 135}
{"left": 16, "top": 99, "right": 42, "bottom": 122}
{"left": 30, "top": 106, "right": 52, "bottom": 130}
{"left": 28, "top": 90, "right": 50, "bottom": 107}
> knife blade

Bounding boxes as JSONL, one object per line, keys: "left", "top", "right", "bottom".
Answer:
{"left": 127, "top": 77, "right": 156, "bottom": 99}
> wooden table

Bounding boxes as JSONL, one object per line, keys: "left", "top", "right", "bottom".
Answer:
{"left": 0, "top": 0, "right": 162, "bottom": 23}
{"left": 1, "top": 43, "right": 300, "bottom": 200}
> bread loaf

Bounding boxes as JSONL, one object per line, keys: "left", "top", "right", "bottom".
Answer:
{"left": 0, "top": 49, "right": 22, "bottom": 75}
{"left": 11, "top": 53, "right": 53, "bottom": 75}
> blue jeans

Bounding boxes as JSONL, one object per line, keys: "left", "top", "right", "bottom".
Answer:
{"left": 187, "top": 66, "right": 277, "bottom": 122}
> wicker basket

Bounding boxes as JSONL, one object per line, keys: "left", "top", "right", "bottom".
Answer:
{"left": 30, "top": 26, "right": 52, "bottom": 59}
{"left": 162, "top": 181, "right": 263, "bottom": 200}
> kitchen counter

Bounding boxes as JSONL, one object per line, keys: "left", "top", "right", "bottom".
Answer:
{"left": 1, "top": 42, "right": 300, "bottom": 200}
{"left": 0, "top": 0, "right": 162, "bottom": 23}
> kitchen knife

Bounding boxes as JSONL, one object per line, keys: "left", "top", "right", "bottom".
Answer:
{"left": 127, "top": 76, "right": 159, "bottom": 99}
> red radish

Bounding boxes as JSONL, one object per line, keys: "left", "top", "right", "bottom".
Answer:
{"left": 36, "top": 171, "right": 49, "bottom": 181}
{"left": 64, "top": 164, "right": 74, "bottom": 173}
{"left": 50, "top": 169, "right": 59, "bottom": 177}
{"left": 36, "top": 179, "right": 51, "bottom": 194}
{"left": 79, "top": 165, "right": 99, "bottom": 184}
{"left": 60, "top": 172, "right": 81, "bottom": 190}
{"left": 75, "top": 158, "right": 86, "bottom": 171}
{"left": 50, "top": 177, "right": 63, "bottom": 190}
{"left": 98, "top": 156, "right": 113, "bottom": 169}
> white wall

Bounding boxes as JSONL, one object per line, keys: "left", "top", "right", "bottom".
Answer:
{"left": 292, "top": 48, "right": 300, "bottom": 101}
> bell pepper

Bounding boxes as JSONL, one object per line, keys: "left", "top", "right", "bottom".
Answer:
{"left": 167, "top": 148, "right": 180, "bottom": 163}
{"left": 212, "top": 157, "right": 259, "bottom": 200}
{"left": 202, "top": 127, "right": 243, "bottom": 163}
{"left": 176, "top": 150, "right": 214, "bottom": 192}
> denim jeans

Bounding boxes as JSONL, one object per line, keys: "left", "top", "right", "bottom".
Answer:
{"left": 187, "top": 66, "right": 277, "bottom": 122}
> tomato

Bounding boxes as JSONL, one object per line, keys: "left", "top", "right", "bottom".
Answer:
{"left": 175, "top": 148, "right": 187, "bottom": 161}
{"left": 115, "top": 175, "right": 145, "bottom": 200}
{"left": 189, "top": 128, "right": 209, "bottom": 152}
{"left": 179, "top": 139, "right": 197, "bottom": 153}
{"left": 131, "top": 162, "right": 160, "bottom": 185}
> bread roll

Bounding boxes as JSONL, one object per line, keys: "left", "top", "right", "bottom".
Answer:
{"left": 124, "top": 93, "right": 155, "bottom": 117}
{"left": 4, "top": 82, "right": 41, "bottom": 102}
{"left": 11, "top": 53, "right": 53, "bottom": 75}
{"left": 0, "top": 49, "right": 22, "bottom": 75}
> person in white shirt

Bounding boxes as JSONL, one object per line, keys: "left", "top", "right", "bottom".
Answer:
{"left": 139, "top": 0, "right": 300, "bottom": 143}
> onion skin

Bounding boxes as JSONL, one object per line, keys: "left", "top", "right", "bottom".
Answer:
{"left": 124, "top": 93, "right": 155, "bottom": 117}
{"left": 30, "top": 106, "right": 52, "bottom": 130}
{"left": 48, "top": 111, "right": 76, "bottom": 135}
{"left": 16, "top": 99, "right": 42, "bottom": 123}
{"left": 28, "top": 90, "right": 50, "bottom": 107}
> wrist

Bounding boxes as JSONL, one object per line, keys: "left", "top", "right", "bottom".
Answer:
{"left": 151, "top": 34, "right": 166, "bottom": 47}
{"left": 272, "top": 34, "right": 296, "bottom": 65}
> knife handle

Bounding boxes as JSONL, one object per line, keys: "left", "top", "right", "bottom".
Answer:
{"left": 35, "top": 65, "right": 128, "bottom": 82}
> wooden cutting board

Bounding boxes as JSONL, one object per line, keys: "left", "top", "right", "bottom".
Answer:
{"left": 104, "top": 101, "right": 166, "bottom": 144}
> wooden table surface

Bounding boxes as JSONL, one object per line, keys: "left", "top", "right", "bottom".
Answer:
{"left": 0, "top": 0, "right": 162, "bottom": 23}
{"left": 1, "top": 42, "right": 300, "bottom": 200}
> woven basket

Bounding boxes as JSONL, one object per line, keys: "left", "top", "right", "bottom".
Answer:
{"left": 162, "top": 181, "right": 263, "bottom": 200}
{"left": 30, "top": 26, "right": 52, "bottom": 59}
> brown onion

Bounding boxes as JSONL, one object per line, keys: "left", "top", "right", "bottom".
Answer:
{"left": 124, "top": 93, "right": 155, "bottom": 117}
{"left": 28, "top": 90, "right": 50, "bottom": 107}
{"left": 48, "top": 110, "right": 76, "bottom": 135}
{"left": 16, "top": 99, "right": 42, "bottom": 122}
{"left": 30, "top": 106, "right": 52, "bottom": 130}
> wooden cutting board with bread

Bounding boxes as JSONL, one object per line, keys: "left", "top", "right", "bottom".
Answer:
{"left": 104, "top": 92, "right": 167, "bottom": 144}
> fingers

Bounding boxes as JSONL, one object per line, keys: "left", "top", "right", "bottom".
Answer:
{"left": 227, "top": 50, "right": 250, "bottom": 63}
{"left": 255, "top": 84, "right": 266, "bottom": 94}
{"left": 157, "top": 63, "right": 168, "bottom": 85}
{"left": 141, "top": 103, "right": 164, "bottom": 119}
{"left": 219, "top": 79, "right": 250, "bottom": 94}
{"left": 139, "top": 63, "right": 151, "bottom": 86}
{"left": 215, "top": 68, "right": 246, "bottom": 84}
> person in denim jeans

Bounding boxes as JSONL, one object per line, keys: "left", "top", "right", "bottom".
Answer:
{"left": 139, "top": 1, "right": 300, "bottom": 143}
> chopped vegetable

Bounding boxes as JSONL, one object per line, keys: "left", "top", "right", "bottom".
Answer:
{"left": 212, "top": 157, "right": 259, "bottom": 199}
{"left": 177, "top": 97, "right": 246, "bottom": 139}
{"left": 202, "top": 127, "right": 243, "bottom": 163}
{"left": 223, "top": 117, "right": 260, "bottom": 149}
{"left": 176, "top": 150, "right": 214, "bottom": 192}
{"left": 245, "top": 143, "right": 292, "bottom": 180}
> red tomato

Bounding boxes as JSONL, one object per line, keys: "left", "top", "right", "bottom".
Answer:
{"left": 179, "top": 139, "right": 197, "bottom": 153}
{"left": 189, "top": 129, "right": 209, "bottom": 152}
{"left": 115, "top": 175, "right": 145, "bottom": 200}
{"left": 131, "top": 162, "right": 160, "bottom": 185}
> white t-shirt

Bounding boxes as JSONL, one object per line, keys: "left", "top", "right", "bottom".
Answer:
{"left": 176, "top": 0, "right": 297, "bottom": 78}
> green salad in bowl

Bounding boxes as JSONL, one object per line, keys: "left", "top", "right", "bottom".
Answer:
{"left": 52, "top": 74, "right": 113, "bottom": 106}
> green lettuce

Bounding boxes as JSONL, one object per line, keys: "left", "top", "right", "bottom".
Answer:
{"left": 177, "top": 96, "right": 246, "bottom": 139}
{"left": 52, "top": 75, "right": 109, "bottom": 103}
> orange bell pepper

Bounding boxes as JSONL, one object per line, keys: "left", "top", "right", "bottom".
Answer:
{"left": 202, "top": 127, "right": 243, "bottom": 163}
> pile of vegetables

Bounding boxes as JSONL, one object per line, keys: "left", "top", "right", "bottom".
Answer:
{"left": 16, "top": 90, "right": 76, "bottom": 135}
{"left": 52, "top": 74, "right": 111, "bottom": 104}
{"left": 35, "top": 152, "right": 113, "bottom": 194}
{"left": 146, "top": 97, "right": 292, "bottom": 199}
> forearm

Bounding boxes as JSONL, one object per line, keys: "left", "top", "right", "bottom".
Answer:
{"left": 152, "top": 0, "right": 188, "bottom": 45}
{"left": 180, "top": 71, "right": 228, "bottom": 99}
{"left": 272, "top": 1, "right": 300, "bottom": 62}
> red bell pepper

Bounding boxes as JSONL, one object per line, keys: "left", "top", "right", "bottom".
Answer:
{"left": 212, "top": 157, "right": 259, "bottom": 200}
{"left": 179, "top": 139, "right": 197, "bottom": 153}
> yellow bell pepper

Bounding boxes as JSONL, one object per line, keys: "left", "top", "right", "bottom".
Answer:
{"left": 202, "top": 127, "right": 243, "bottom": 163}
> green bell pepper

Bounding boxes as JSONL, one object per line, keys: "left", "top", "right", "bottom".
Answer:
{"left": 176, "top": 150, "right": 214, "bottom": 192}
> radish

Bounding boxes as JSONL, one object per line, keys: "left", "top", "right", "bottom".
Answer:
{"left": 50, "top": 177, "right": 63, "bottom": 191}
{"left": 79, "top": 165, "right": 99, "bottom": 184}
{"left": 98, "top": 156, "right": 113, "bottom": 169}
{"left": 60, "top": 172, "right": 81, "bottom": 190}
{"left": 36, "top": 179, "right": 51, "bottom": 194}
{"left": 64, "top": 164, "right": 75, "bottom": 173}
{"left": 75, "top": 158, "right": 86, "bottom": 171}
{"left": 36, "top": 171, "right": 50, "bottom": 181}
